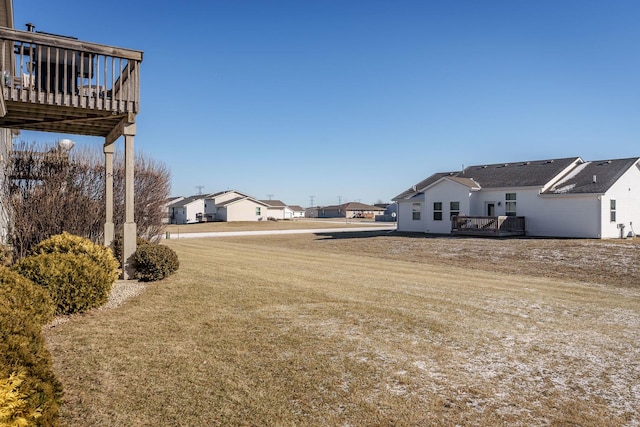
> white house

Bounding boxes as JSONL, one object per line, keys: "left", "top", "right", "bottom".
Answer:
{"left": 393, "top": 156, "right": 640, "bottom": 238}
{"left": 260, "top": 200, "right": 295, "bottom": 220}
{"left": 289, "top": 205, "right": 306, "bottom": 219}
{"left": 168, "top": 190, "right": 272, "bottom": 223}
{"left": 167, "top": 194, "right": 208, "bottom": 224}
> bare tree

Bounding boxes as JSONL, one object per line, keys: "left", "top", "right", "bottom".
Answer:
{"left": 3, "top": 141, "right": 171, "bottom": 258}
{"left": 112, "top": 151, "right": 171, "bottom": 241}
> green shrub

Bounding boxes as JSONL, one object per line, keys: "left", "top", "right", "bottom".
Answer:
{"left": 30, "top": 232, "right": 119, "bottom": 284}
{"left": 0, "top": 299, "right": 62, "bottom": 426}
{"left": 0, "top": 267, "right": 54, "bottom": 327}
{"left": 132, "top": 244, "right": 179, "bottom": 282}
{"left": 13, "top": 253, "right": 114, "bottom": 315}
{"left": 110, "top": 234, "right": 150, "bottom": 269}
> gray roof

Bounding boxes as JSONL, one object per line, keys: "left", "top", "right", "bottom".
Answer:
{"left": 259, "top": 200, "right": 287, "bottom": 208}
{"left": 167, "top": 194, "right": 208, "bottom": 208}
{"left": 394, "top": 157, "right": 581, "bottom": 200}
{"left": 544, "top": 158, "right": 640, "bottom": 195}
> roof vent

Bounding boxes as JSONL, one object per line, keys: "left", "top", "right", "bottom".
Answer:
{"left": 592, "top": 175, "right": 597, "bottom": 184}
{"left": 412, "top": 185, "right": 417, "bottom": 191}
{"left": 546, "top": 160, "right": 554, "bottom": 164}
{"left": 482, "top": 165, "right": 488, "bottom": 169}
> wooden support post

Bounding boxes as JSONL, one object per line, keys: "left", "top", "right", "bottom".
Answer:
{"left": 104, "top": 141, "right": 115, "bottom": 248}
{"left": 122, "top": 123, "right": 136, "bottom": 279}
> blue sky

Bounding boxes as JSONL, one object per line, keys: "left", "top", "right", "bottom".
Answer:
{"left": 15, "top": 0, "right": 640, "bottom": 207}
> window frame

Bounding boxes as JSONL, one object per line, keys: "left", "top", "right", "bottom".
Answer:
{"left": 433, "top": 202, "right": 443, "bottom": 221}
{"left": 610, "top": 199, "right": 616, "bottom": 222}
{"left": 411, "top": 202, "right": 421, "bottom": 221}
{"left": 505, "top": 193, "right": 517, "bottom": 216}
{"left": 450, "top": 201, "right": 460, "bottom": 219}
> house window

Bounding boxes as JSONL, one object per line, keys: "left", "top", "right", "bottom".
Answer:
{"left": 256, "top": 207, "right": 261, "bottom": 216}
{"left": 610, "top": 200, "right": 616, "bottom": 222}
{"left": 505, "top": 193, "right": 517, "bottom": 216}
{"left": 412, "top": 203, "right": 421, "bottom": 220}
{"left": 433, "top": 202, "right": 443, "bottom": 221}
{"left": 450, "top": 201, "right": 460, "bottom": 219}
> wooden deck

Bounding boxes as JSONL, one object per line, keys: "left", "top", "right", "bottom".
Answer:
{"left": 0, "top": 27, "right": 142, "bottom": 137}
{"left": 451, "top": 216, "right": 526, "bottom": 237}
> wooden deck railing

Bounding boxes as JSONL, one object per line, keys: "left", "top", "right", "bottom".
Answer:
{"left": 451, "top": 216, "right": 525, "bottom": 236}
{"left": 0, "top": 27, "right": 142, "bottom": 113}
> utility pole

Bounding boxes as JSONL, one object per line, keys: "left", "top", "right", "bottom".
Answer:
{"left": 267, "top": 194, "right": 274, "bottom": 200}
{"left": 309, "top": 195, "right": 315, "bottom": 207}
{"left": 195, "top": 185, "right": 204, "bottom": 195}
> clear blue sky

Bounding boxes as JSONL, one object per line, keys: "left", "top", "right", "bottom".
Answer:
{"left": 15, "top": 0, "right": 640, "bottom": 207}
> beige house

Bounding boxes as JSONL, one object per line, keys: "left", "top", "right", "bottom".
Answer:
{"left": 168, "top": 190, "right": 271, "bottom": 223}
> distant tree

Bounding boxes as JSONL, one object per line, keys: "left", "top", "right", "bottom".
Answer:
{"left": 3, "top": 141, "right": 170, "bottom": 259}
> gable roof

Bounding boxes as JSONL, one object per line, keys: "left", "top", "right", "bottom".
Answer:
{"left": 543, "top": 157, "right": 640, "bottom": 195}
{"left": 217, "top": 196, "right": 269, "bottom": 208}
{"left": 167, "top": 194, "right": 211, "bottom": 208}
{"left": 394, "top": 157, "right": 581, "bottom": 200}
{"left": 289, "top": 205, "right": 305, "bottom": 212}
{"left": 259, "top": 200, "right": 287, "bottom": 208}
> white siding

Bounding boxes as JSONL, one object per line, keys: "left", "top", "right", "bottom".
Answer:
{"left": 530, "top": 195, "right": 601, "bottom": 238}
{"left": 601, "top": 163, "right": 640, "bottom": 238}
{"left": 423, "top": 180, "right": 473, "bottom": 234}
{"left": 397, "top": 196, "right": 425, "bottom": 232}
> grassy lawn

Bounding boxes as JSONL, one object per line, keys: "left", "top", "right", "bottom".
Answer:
{"left": 43, "top": 233, "right": 640, "bottom": 426}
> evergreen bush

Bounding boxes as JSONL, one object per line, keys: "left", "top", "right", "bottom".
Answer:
{"left": 110, "top": 233, "right": 150, "bottom": 269}
{"left": 132, "top": 244, "right": 179, "bottom": 282}
{"left": 0, "top": 292, "right": 62, "bottom": 426}
{"left": 0, "top": 267, "right": 54, "bottom": 327}
{"left": 30, "top": 232, "right": 119, "bottom": 283}
{"left": 13, "top": 253, "right": 114, "bottom": 315}
{"left": 0, "top": 369, "right": 44, "bottom": 426}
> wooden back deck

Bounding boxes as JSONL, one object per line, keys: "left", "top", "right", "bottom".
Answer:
{"left": 0, "top": 27, "right": 142, "bottom": 137}
{"left": 451, "top": 215, "right": 526, "bottom": 237}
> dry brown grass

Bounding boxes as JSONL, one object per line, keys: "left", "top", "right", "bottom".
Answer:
{"left": 43, "top": 232, "right": 640, "bottom": 426}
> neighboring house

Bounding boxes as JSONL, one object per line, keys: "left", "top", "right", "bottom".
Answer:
{"left": 305, "top": 207, "right": 319, "bottom": 218}
{"left": 215, "top": 195, "right": 270, "bottom": 222}
{"left": 316, "top": 202, "right": 386, "bottom": 219}
{"left": 289, "top": 205, "right": 306, "bottom": 219}
{"left": 260, "top": 200, "right": 295, "bottom": 220}
{"left": 375, "top": 202, "right": 398, "bottom": 222}
{"left": 167, "top": 194, "right": 209, "bottom": 224}
{"left": 393, "top": 156, "right": 640, "bottom": 238}
{"left": 168, "top": 190, "right": 272, "bottom": 223}
{"left": 162, "top": 196, "right": 184, "bottom": 224}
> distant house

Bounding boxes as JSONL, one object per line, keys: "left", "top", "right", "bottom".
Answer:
{"left": 316, "top": 202, "right": 386, "bottom": 219}
{"left": 167, "top": 195, "right": 208, "bottom": 224}
{"left": 289, "top": 205, "right": 306, "bottom": 219}
{"left": 393, "top": 156, "right": 640, "bottom": 238}
{"left": 168, "top": 190, "right": 271, "bottom": 223}
{"left": 162, "top": 196, "right": 184, "bottom": 224}
{"left": 260, "top": 200, "right": 295, "bottom": 220}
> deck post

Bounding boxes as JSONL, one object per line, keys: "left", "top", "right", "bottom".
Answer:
{"left": 103, "top": 141, "right": 115, "bottom": 248}
{"left": 122, "top": 123, "right": 136, "bottom": 279}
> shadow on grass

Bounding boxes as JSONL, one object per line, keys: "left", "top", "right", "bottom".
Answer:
{"left": 313, "top": 230, "right": 411, "bottom": 240}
